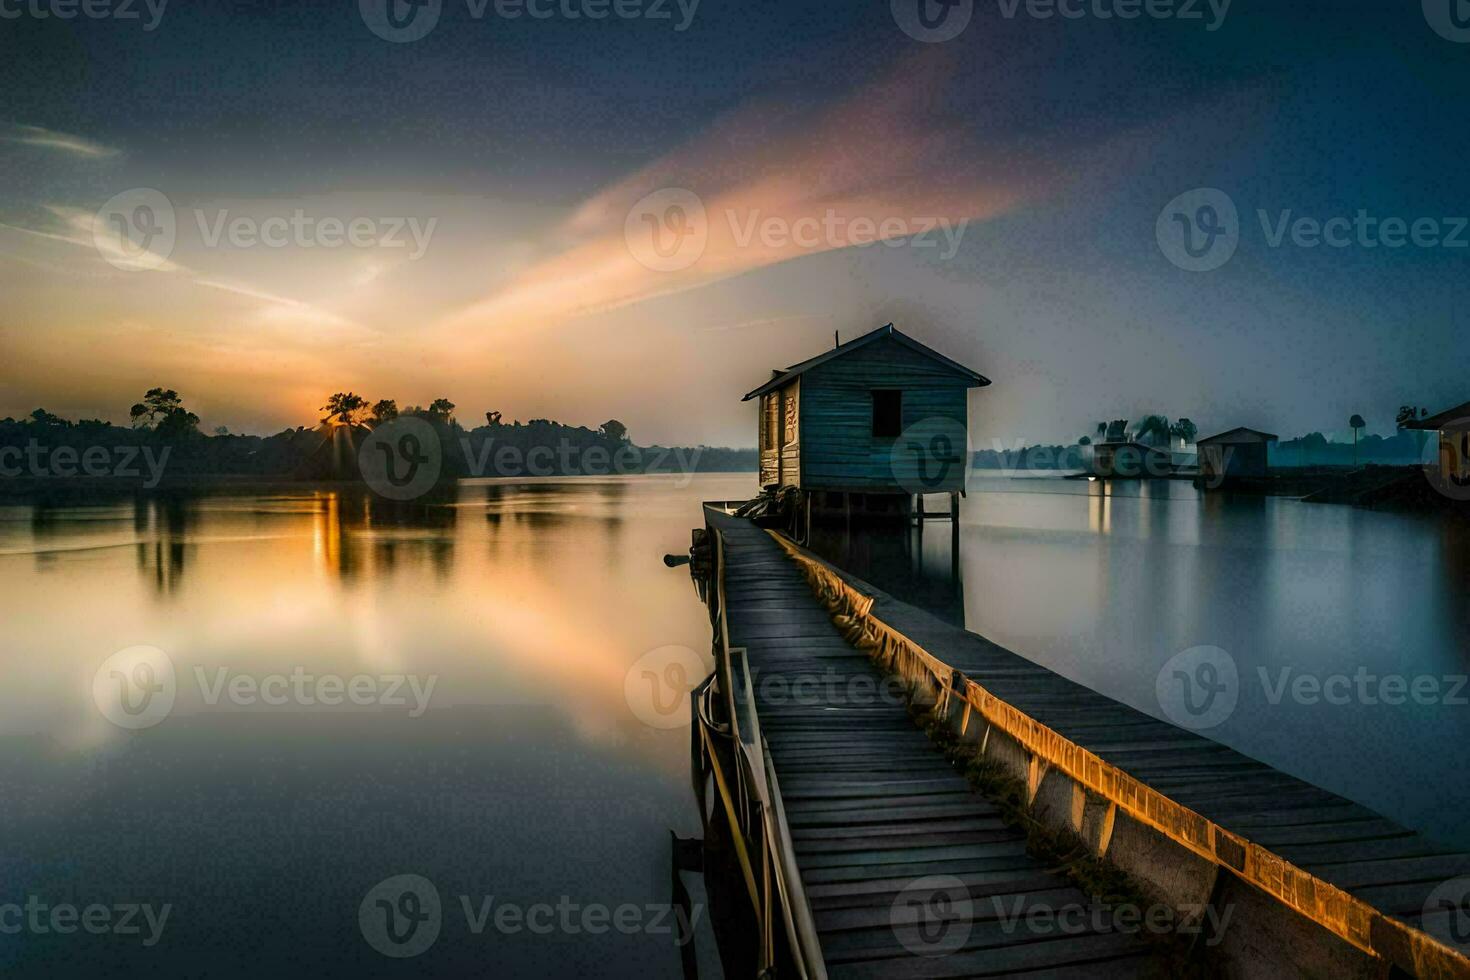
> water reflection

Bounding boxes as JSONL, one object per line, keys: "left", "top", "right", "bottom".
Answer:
{"left": 0, "top": 474, "right": 750, "bottom": 979}
{"left": 808, "top": 476, "right": 1470, "bottom": 848}
{"left": 133, "top": 495, "right": 195, "bottom": 594}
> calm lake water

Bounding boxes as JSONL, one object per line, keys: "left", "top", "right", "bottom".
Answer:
{"left": 4, "top": 473, "right": 1467, "bottom": 977}
{"left": 0, "top": 474, "right": 754, "bottom": 978}
{"left": 828, "top": 475, "right": 1470, "bottom": 850}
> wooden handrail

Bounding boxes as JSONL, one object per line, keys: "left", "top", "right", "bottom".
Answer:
{"left": 694, "top": 522, "right": 828, "bottom": 980}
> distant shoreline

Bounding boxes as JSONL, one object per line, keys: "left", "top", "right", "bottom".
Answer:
{"left": 0, "top": 468, "right": 762, "bottom": 500}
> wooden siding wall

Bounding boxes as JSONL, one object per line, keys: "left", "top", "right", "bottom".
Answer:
{"left": 780, "top": 379, "right": 800, "bottom": 488}
{"left": 758, "top": 380, "right": 801, "bottom": 489}
{"left": 759, "top": 392, "right": 779, "bottom": 486}
{"left": 798, "top": 337, "right": 970, "bottom": 493}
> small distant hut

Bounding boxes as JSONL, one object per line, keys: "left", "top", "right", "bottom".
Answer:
{"left": 1401, "top": 399, "right": 1470, "bottom": 488}
{"left": 1197, "top": 427, "right": 1278, "bottom": 483}
{"left": 741, "top": 323, "right": 989, "bottom": 524}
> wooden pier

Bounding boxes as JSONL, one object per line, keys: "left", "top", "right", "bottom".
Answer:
{"left": 692, "top": 506, "right": 1470, "bottom": 978}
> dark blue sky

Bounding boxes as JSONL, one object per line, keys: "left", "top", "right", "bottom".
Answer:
{"left": 2, "top": 0, "right": 1467, "bottom": 445}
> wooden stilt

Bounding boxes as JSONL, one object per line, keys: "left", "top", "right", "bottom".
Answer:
{"left": 950, "top": 491, "right": 961, "bottom": 578}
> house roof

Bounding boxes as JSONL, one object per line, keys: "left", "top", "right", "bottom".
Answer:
{"left": 740, "top": 323, "right": 990, "bottom": 402}
{"left": 1196, "top": 426, "right": 1279, "bottom": 445}
{"left": 1401, "top": 400, "right": 1470, "bottom": 430}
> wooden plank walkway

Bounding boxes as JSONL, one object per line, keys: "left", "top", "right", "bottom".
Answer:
{"left": 848, "top": 564, "right": 1470, "bottom": 938}
{"left": 708, "top": 508, "right": 1470, "bottom": 977}
{"left": 713, "top": 512, "right": 1167, "bottom": 979}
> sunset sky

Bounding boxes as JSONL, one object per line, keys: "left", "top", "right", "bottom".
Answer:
{"left": 2, "top": 1, "right": 1467, "bottom": 447}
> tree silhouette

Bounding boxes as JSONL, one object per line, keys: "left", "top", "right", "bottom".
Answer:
{"left": 485, "top": 410, "right": 503, "bottom": 427}
{"left": 370, "top": 399, "right": 398, "bottom": 424}
{"left": 427, "top": 398, "right": 456, "bottom": 424}
{"left": 1397, "top": 406, "right": 1430, "bottom": 461}
{"left": 130, "top": 388, "right": 200, "bottom": 437}
{"left": 1135, "top": 415, "right": 1171, "bottom": 447}
{"left": 600, "top": 419, "right": 628, "bottom": 444}
{"left": 321, "top": 392, "right": 368, "bottom": 426}
{"left": 1349, "top": 414, "right": 1366, "bottom": 467}
{"left": 1170, "top": 418, "right": 1198, "bottom": 446}
{"left": 29, "top": 408, "right": 68, "bottom": 427}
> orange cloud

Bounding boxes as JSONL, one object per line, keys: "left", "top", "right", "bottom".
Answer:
{"left": 440, "top": 51, "right": 1061, "bottom": 339}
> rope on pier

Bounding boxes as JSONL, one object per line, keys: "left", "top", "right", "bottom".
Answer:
{"left": 766, "top": 529, "right": 1470, "bottom": 980}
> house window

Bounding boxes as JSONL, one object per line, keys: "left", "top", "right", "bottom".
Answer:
{"left": 872, "top": 390, "right": 902, "bottom": 438}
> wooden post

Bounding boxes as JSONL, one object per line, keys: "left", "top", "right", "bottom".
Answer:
{"left": 950, "top": 491, "right": 961, "bottom": 576}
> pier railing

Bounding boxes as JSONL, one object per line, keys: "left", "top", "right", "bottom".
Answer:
{"left": 692, "top": 519, "right": 827, "bottom": 979}
{"left": 766, "top": 529, "right": 1470, "bottom": 980}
